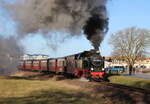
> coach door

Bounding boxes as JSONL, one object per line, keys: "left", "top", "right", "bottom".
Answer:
{"left": 66, "top": 56, "right": 76, "bottom": 74}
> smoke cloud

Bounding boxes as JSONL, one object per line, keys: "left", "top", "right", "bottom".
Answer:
{"left": 6, "top": 0, "right": 108, "bottom": 50}
{"left": 0, "top": 36, "right": 23, "bottom": 75}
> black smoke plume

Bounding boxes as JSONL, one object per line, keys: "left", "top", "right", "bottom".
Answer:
{"left": 84, "top": 14, "right": 108, "bottom": 50}
{"left": 0, "top": 36, "right": 23, "bottom": 75}
{"left": 5, "top": 0, "right": 108, "bottom": 50}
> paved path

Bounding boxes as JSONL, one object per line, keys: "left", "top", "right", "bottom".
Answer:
{"left": 123, "top": 73, "right": 150, "bottom": 80}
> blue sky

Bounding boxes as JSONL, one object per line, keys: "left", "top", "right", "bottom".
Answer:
{"left": 0, "top": 0, "right": 150, "bottom": 57}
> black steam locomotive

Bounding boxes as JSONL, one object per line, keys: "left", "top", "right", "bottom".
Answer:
{"left": 18, "top": 50, "right": 107, "bottom": 81}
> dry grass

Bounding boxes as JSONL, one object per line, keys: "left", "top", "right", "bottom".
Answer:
{"left": 0, "top": 72, "right": 147, "bottom": 104}
{"left": 0, "top": 76, "right": 116, "bottom": 104}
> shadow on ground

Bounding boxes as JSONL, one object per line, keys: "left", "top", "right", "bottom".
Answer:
{"left": 91, "top": 83, "right": 150, "bottom": 104}
{"left": 132, "top": 81, "right": 150, "bottom": 89}
{"left": 0, "top": 89, "right": 107, "bottom": 104}
{"left": 68, "top": 80, "right": 150, "bottom": 104}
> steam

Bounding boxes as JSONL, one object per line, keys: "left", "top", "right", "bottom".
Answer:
{"left": 0, "top": 36, "right": 23, "bottom": 75}
{"left": 6, "top": 0, "right": 108, "bottom": 50}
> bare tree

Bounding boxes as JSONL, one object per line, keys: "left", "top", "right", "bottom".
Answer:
{"left": 109, "top": 27, "right": 150, "bottom": 75}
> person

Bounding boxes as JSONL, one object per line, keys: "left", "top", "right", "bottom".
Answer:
{"left": 133, "top": 67, "right": 135, "bottom": 74}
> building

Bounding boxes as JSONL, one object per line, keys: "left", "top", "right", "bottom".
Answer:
{"left": 104, "top": 57, "right": 150, "bottom": 70}
{"left": 20, "top": 54, "right": 49, "bottom": 60}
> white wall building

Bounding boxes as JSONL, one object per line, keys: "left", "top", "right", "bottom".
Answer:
{"left": 20, "top": 54, "right": 49, "bottom": 60}
{"left": 104, "top": 57, "right": 150, "bottom": 69}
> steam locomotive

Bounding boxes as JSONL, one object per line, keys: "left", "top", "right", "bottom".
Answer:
{"left": 18, "top": 50, "right": 107, "bottom": 81}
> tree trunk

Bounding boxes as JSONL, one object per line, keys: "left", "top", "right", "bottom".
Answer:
{"left": 129, "top": 64, "right": 133, "bottom": 75}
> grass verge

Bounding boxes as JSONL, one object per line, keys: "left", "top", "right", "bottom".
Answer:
{"left": 109, "top": 76, "right": 150, "bottom": 89}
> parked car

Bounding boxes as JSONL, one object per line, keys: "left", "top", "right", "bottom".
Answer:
{"left": 107, "top": 66, "right": 125, "bottom": 74}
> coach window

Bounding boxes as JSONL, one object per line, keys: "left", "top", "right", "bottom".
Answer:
{"left": 42, "top": 61, "right": 46, "bottom": 66}
{"left": 59, "top": 61, "right": 63, "bottom": 67}
{"left": 49, "top": 61, "right": 52, "bottom": 66}
{"left": 76, "top": 60, "right": 82, "bottom": 69}
{"left": 63, "top": 61, "right": 66, "bottom": 67}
